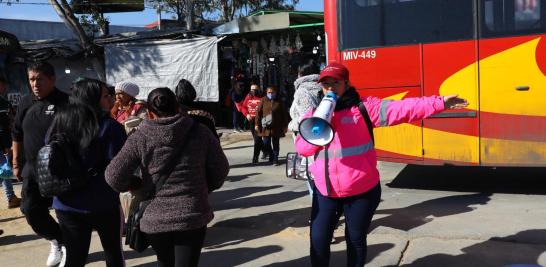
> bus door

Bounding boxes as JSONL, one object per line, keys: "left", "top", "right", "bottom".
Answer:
{"left": 478, "top": 0, "right": 546, "bottom": 166}
{"left": 421, "top": 0, "right": 480, "bottom": 165}
{"left": 337, "top": 0, "right": 424, "bottom": 162}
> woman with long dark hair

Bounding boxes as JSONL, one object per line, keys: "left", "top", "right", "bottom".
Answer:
{"left": 106, "top": 87, "right": 229, "bottom": 267}
{"left": 50, "top": 78, "right": 127, "bottom": 267}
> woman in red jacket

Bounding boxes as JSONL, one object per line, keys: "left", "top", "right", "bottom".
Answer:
{"left": 241, "top": 84, "right": 264, "bottom": 164}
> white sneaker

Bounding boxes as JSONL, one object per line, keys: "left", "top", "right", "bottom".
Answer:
{"left": 46, "top": 240, "right": 62, "bottom": 267}
{"left": 59, "top": 246, "right": 67, "bottom": 267}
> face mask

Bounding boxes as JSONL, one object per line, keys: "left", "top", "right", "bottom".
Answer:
{"left": 250, "top": 90, "right": 256, "bottom": 96}
{"left": 267, "top": 93, "right": 276, "bottom": 100}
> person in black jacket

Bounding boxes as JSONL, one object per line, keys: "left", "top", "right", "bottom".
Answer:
{"left": 175, "top": 79, "right": 219, "bottom": 138}
{"left": 0, "top": 77, "right": 21, "bottom": 209}
{"left": 12, "top": 62, "right": 68, "bottom": 267}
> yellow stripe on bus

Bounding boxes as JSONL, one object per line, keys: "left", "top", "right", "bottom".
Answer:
{"left": 441, "top": 37, "right": 546, "bottom": 116}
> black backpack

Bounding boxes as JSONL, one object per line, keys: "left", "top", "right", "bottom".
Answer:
{"left": 36, "top": 134, "right": 96, "bottom": 198}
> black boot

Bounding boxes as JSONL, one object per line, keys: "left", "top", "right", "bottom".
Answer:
{"left": 252, "top": 156, "right": 258, "bottom": 165}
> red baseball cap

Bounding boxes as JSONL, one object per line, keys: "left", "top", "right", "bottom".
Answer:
{"left": 319, "top": 62, "right": 349, "bottom": 82}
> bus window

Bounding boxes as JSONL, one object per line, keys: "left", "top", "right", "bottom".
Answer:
{"left": 338, "top": 0, "right": 474, "bottom": 50}
{"left": 482, "top": 0, "right": 546, "bottom": 37}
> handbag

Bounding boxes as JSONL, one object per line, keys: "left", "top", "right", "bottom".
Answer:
{"left": 125, "top": 120, "right": 197, "bottom": 252}
{"left": 261, "top": 114, "right": 273, "bottom": 128}
{"left": 0, "top": 154, "right": 13, "bottom": 180}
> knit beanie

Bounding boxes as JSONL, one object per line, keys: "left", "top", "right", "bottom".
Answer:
{"left": 115, "top": 81, "right": 139, "bottom": 98}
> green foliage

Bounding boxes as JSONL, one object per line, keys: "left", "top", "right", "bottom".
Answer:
{"left": 147, "top": 0, "right": 300, "bottom": 27}
{"left": 77, "top": 5, "right": 110, "bottom": 37}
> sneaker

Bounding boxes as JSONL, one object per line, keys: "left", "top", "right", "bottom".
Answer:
{"left": 46, "top": 240, "right": 62, "bottom": 267}
{"left": 59, "top": 246, "right": 67, "bottom": 267}
{"left": 260, "top": 153, "right": 268, "bottom": 160}
{"left": 8, "top": 195, "right": 21, "bottom": 209}
{"left": 0, "top": 229, "right": 3, "bottom": 235}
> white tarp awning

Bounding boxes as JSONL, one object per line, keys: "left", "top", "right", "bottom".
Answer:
{"left": 105, "top": 36, "right": 220, "bottom": 102}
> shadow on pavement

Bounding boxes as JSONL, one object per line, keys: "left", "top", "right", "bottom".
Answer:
{"left": 0, "top": 215, "right": 24, "bottom": 223}
{"left": 200, "top": 245, "right": 283, "bottom": 267}
{"left": 0, "top": 234, "right": 42, "bottom": 246}
{"left": 399, "top": 229, "right": 546, "bottom": 266}
{"left": 387, "top": 165, "right": 546, "bottom": 194}
{"left": 212, "top": 189, "right": 308, "bottom": 211}
{"left": 87, "top": 247, "right": 155, "bottom": 265}
{"left": 262, "top": 243, "right": 395, "bottom": 267}
{"left": 205, "top": 207, "right": 311, "bottom": 249}
{"left": 225, "top": 172, "right": 262, "bottom": 182}
{"left": 372, "top": 193, "right": 491, "bottom": 231}
{"left": 211, "top": 185, "right": 282, "bottom": 203}
{"left": 222, "top": 145, "right": 253, "bottom": 151}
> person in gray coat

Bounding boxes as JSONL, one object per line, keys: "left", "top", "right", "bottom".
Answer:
{"left": 105, "top": 87, "right": 229, "bottom": 267}
{"left": 288, "top": 61, "right": 322, "bottom": 133}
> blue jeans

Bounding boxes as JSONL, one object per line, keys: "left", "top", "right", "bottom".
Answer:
{"left": 232, "top": 108, "right": 242, "bottom": 130}
{"left": 1, "top": 178, "right": 15, "bottom": 201}
{"left": 310, "top": 184, "right": 381, "bottom": 267}
{"left": 262, "top": 135, "right": 280, "bottom": 161}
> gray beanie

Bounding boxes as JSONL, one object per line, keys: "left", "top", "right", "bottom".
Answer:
{"left": 115, "top": 81, "right": 139, "bottom": 98}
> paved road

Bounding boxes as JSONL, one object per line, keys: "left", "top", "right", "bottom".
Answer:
{"left": 1, "top": 134, "right": 546, "bottom": 266}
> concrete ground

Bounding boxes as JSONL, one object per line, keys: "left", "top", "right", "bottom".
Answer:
{"left": 1, "top": 131, "right": 546, "bottom": 266}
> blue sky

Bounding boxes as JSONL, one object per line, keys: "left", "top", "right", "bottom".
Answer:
{"left": 0, "top": 0, "right": 323, "bottom": 27}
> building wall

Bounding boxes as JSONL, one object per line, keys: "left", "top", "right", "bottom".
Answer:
{"left": 0, "top": 18, "right": 145, "bottom": 41}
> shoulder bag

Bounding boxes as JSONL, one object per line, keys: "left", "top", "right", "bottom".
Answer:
{"left": 125, "top": 120, "right": 197, "bottom": 252}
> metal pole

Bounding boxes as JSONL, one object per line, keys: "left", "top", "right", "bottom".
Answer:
{"left": 157, "top": 6, "right": 162, "bottom": 30}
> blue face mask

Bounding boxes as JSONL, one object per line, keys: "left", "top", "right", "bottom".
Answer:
{"left": 267, "top": 93, "right": 276, "bottom": 100}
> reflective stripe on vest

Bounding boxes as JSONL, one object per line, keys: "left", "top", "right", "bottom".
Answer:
{"left": 316, "top": 140, "right": 374, "bottom": 160}
{"left": 379, "top": 100, "right": 393, "bottom": 127}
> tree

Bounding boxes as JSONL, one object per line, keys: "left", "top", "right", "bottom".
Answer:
{"left": 244, "top": 0, "right": 299, "bottom": 13}
{"left": 214, "top": 0, "right": 299, "bottom": 22}
{"left": 48, "top": 0, "right": 93, "bottom": 50}
{"left": 148, "top": 0, "right": 300, "bottom": 29}
{"left": 48, "top": 0, "right": 105, "bottom": 80}
{"left": 147, "top": 0, "right": 213, "bottom": 30}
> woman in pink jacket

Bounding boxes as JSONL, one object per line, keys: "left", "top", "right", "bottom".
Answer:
{"left": 295, "top": 62, "right": 468, "bottom": 267}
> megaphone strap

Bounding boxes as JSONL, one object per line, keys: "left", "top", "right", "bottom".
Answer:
{"left": 324, "top": 144, "right": 332, "bottom": 196}
{"left": 358, "top": 102, "right": 375, "bottom": 144}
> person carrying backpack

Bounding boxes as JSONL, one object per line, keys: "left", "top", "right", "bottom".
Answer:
{"left": 295, "top": 62, "right": 469, "bottom": 267}
{"left": 48, "top": 78, "right": 127, "bottom": 267}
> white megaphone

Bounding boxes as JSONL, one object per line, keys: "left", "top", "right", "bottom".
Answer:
{"left": 299, "top": 91, "right": 337, "bottom": 146}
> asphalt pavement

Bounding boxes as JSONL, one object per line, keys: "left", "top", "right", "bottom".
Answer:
{"left": 1, "top": 130, "right": 546, "bottom": 266}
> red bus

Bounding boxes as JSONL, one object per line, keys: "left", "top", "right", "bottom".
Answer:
{"left": 0, "top": 30, "right": 29, "bottom": 106}
{"left": 324, "top": 0, "right": 546, "bottom": 166}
